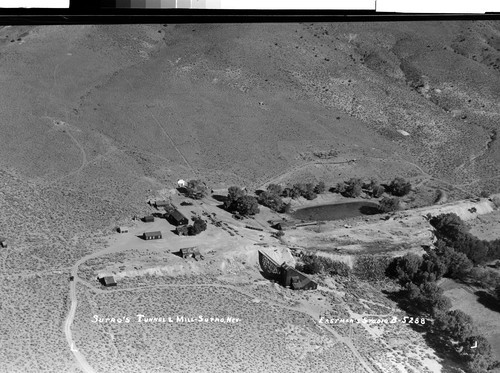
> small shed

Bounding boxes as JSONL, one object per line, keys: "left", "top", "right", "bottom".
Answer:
{"left": 100, "top": 276, "right": 117, "bottom": 287}
{"left": 143, "top": 215, "right": 154, "bottom": 223}
{"left": 180, "top": 247, "right": 203, "bottom": 260}
{"left": 168, "top": 209, "right": 189, "bottom": 226}
{"left": 0, "top": 237, "right": 7, "bottom": 248}
{"left": 177, "top": 179, "right": 186, "bottom": 188}
{"left": 118, "top": 227, "right": 129, "bottom": 233}
{"left": 143, "top": 231, "right": 162, "bottom": 240}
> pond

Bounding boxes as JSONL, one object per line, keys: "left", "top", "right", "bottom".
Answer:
{"left": 291, "top": 201, "right": 381, "bottom": 221}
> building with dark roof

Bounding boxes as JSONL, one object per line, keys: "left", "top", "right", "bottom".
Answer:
{"left": 167, "top": 209, "right": 189, "bottom": 226}
{"left": 100, "top": 276, "right": 117, "bottom": 287}
{"left": 143, "top": 231, "right": 162, "bottom": 240}
{"left": 280, "top": 264, "right": 318, "bottom": 290}
{"left": 143, "top": 215, "right": 155, "bottom": 223}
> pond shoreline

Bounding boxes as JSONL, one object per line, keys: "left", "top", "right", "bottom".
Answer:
{"left": 291, "top": 201, "right": 381, "bottom": 222}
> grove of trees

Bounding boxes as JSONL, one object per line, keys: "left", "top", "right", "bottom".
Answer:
{"left": 184, "top": 179, "right": 209, "bottom": 199}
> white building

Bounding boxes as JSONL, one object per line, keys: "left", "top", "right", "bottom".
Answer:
{"left": 177, "top": 179, "right": 186, "bottom": 188}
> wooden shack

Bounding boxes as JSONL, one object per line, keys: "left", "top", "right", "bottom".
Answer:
{"left": 168, "top": 209, "right": 189, "bottom": 226}
{"left": 100, "top": 276, "right": 117, "bottom": 287}
{"left": 143, "top": 231, "right": 162, "bottom": 240}
{"left": 280, "top": 264, "right": 317, "bottom": 290}
{"left": 180, "top": 247, "right": 203, "bottom": 260}
{"left": 118, "top": 227, "right": 129, "bottom": 233}
{"left": 143, "top": 215, "right": 155, "bottom": 223}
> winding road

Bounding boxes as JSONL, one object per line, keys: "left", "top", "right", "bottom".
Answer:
{"left": 63, "top": 239, "right": 377, "bottom": 373}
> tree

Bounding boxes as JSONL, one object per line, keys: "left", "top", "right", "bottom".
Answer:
{"left": 227, "top": 186, "right": 245, "bottom": 202}
{"left": 185, "top": 179, "right": 209, "bottom": 199}
{"left": 234, "top": 195, "right": 260, "bottom": 216}
{"left": 430, "top": 213, "right": 470, "bottom": 239}
{"left": 314, "top": 181, "right": 326, "bottom": 194}
{"left": 434, "top": 310, "right": 475, "bottom": 342}
{"left": 431, "top": 295, "right": 452, "bottom": 317}
{"left": 386, "top": 253, "right": 423, "bottom": 285}
{"left": 460, "top": 336, "right": 495, "bottom": 369}
{"left": 188, "top": 217, "right": 207, "bottom": 235}
{"left": 389, "top": 177, "right": 412, "bottom": 196}
{"left": 257, "top": 191, "right": 285, "bottom": 212}
{"left": 378, "top": 197, "right": 400, "bottom": 213}
{"left": 303, "top": 183, "right": 317, "bottom": 200}
{"left": 266, "top": 184, "right": 283, "bottom": 196}
{"left": 335, "top": 182, "right": 346, "bottom": 195}
{"left": 372, "top": 184, "right": 385, "bottom": 198}
{"left": 343, "top": 178, "right": 363, "bottom": 198}
{"left": 409, "top": 281, "right": 451, "bottom": 315}
{"left": 445, "top": 249, "right": 473, "bottom": 279}
{"left": 225, "top": 186, "right": 246, "bottom": 210}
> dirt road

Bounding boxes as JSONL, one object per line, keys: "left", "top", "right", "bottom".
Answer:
{"left": 63, "top": 272, "right": 97, "bottom": 373}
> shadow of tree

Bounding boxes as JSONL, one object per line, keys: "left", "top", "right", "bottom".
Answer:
{"left": 475, "top": 290, "right": 500, "bottom": 313}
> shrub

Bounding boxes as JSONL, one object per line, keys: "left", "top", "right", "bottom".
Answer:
{"left": 266, "top": 184, "right": 283, "bottom": 196}
{"left": 314, "top": 181, "right": 326, "bottom": 194}
{"left": 386, "top": 253, "right": 423, "bottom": 285}
{"left": 378, "top": 196, "right": 400, "bottom": 213}
{"left": 298, "top": 255, "right": 351, "bottom": 277}
{"left": 342, "top": 178, "right": 363, "bottom": 198}
{"left": 303, "top": 183, "right": 317, "bottom": 200}
{"left": 491, "top": 195, "right": 500, "bottom": 208}
{"left": 389, "top": 177, "right": 412, "bottom": 196}
{"left": 372, "top": 185, "right": 385, "bottom": 198}
{"left": 354, "top": 255, "right": 392, "bottom": 281}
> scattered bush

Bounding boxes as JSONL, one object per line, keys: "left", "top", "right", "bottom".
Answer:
{"left": 298, "top": 255, "right": 351, "bottom": 277}
{"left": 353, "top": 255, "right": 392, "bottom": 281}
